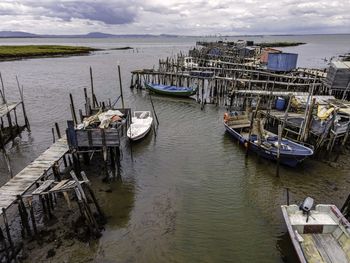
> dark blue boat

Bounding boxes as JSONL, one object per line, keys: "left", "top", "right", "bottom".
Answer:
{"left": 224, "top": 113, "right": 313, "bottom": 167}
{"left": 145, "top": 83, "right": 197, "bottom": 97}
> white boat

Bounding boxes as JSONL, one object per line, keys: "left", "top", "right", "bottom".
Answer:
{"left": 281, "top": 197, "right": 350, "bottom": 263}
{"left": 127, "top": 111, "right": 153, "bottom": 141}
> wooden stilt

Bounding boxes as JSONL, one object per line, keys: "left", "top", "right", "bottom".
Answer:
{"left": 2, "top": 208, "right": 15, "bottom": 257}
{"left": 28, "top": 198, "right": 38, "bottom": 239}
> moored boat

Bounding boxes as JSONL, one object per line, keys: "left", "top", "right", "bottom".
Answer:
{"left": 127, "top": 111, "right": 153, "bottom": 141}
{"left": 145, "top": 83, "right": 197, "bottom": 97}
{"left": 281, "top": 198, "right": 350, "bottom": 263}
{"left": 224, "top": 111, "right": 313, "bottom": 167}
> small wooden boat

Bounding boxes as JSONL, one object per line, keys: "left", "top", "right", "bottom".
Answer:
{"left": 145, "top": 83, "right": 197, "bottom": 97}
{"left": 224, "top": 111, "right": 313, "bottom": 167}
{"left": 281, "top": 198, "right": 350, "bottom": 263}
{"left": 127, "top": 111, "right": 153, "bottom": 141}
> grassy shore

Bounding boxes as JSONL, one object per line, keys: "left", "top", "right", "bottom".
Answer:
{"left": 257, "top": 42, "right": 306, "bottom": 48}
{"left": 0, "top": 45, "right": 99, "bottom": 61}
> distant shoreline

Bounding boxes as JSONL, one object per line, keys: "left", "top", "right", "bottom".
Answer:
{"left": 0, "top": 45, "right": 133, "bottom": 61}
{"left": 0, "top": 31, "right": 349, "bottom": 39}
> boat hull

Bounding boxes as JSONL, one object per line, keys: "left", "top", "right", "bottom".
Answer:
{"left": 145, "top": 83, "right": 196, "bottom": 97}
{"left": 224, "top": 123, "right": 312, "bottom": 167}
{"left": 281, "top": 204, "right": 350, "bottom": 263}
{"left": 127, "top": 112, "right": 153, "bottom": 141}
{"left": 127, "top": 124, "right": 152, "bottom": 141}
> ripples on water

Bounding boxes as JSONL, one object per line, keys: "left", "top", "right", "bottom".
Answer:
{"left": 0, "top": 35, "right": 349, "bottom": 262}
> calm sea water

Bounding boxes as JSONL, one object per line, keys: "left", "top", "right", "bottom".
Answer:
{"left": 0, "top": 35, "right": 350, "bottom": 262}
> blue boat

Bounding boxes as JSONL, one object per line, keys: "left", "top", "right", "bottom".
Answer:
{"left": 224, "top": 112, "right": 313, "bottom": 167}
{"left": 145, "top": 83, "right": 197, "bottom": 97}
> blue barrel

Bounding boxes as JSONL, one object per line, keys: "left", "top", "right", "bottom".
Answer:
{"left": 275, "top": 97, "right": 286, "bottom": 110}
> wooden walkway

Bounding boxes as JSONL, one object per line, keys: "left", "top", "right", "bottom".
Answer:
{"left": 0, "top": 136, "right": 68, "bottom": 215}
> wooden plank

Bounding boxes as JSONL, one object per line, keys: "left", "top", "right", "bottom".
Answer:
{"left": 313, "top": 234, "right": 349, "bottom": 263}
{"left": 60, "top": 181, "right": 77, "bottom": 189}
{"left": 300, "top": 234, "right": 325, "bottom": 263}
{"left": 31, "top": 180, "right": 55, "bottom": 195}
{"left": 49, "top": 180, "right": 69, "bottom": 192}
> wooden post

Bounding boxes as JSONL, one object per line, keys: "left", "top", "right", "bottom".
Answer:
{"left": 335, "top": 119, "right": 350, "bottom": 162}
{"left": 152, "top": 118, "right": 157, "bottom": 138}
{"left": 17, "top": 195, "right": 32, "bottom": 238}
{"left": 201, "top": 78, "right": 205, "bottom": 110}
{"left": 28, "top": 198, "right": 38, "bottom": 239}
{"left": 55, "top": 122, "right": 61, "bottom": 138}
{"left": 115, "top": 147, "right": 121, "bottom": 180}
{"left": 246, "top": 97, "right": 261, "bottom": 157}
{"left": 39, "top": 191, "right": 48, "bottom": 220}
{"left": 1, "top": 147, "right": 13, "bottom": 177}
{"left": 149, "top": 94, "right": 159, "bottom": 125}
{"left": 16, "top": 76, "right": 30, "bottom": 131}
{"left": 281, "top": 95, "right": 293, "bottom": 136}
{"left": 102, "top": 146, "right": 109, "bottom": 180}
{"left": 72, "top": 152, "right": 81, "bottom": 177}
{"left": 110, "top": 147, "right": 116, "bottom": 177}
{"left": 117, "top": 65, "right": 125, "bottom": 109}
{"left": 53, "top": 161, "right": 61, "bottom": 181}
{"left": 302, "top": 97, "right": 316, "bottom": 142}
{"left": 79, "top": 109, "right": 83, "bottom": 123}
{"left": 6, "top": 111, "right": 13, "bottom": 141}
{"left": 2, "top": 208, "right": 15, "bottom": 256}
{"left": 0, "top": 228, "right": 10, "bottom": 261}
{"left": 0, "top": 72, "right": 6, "bottom": 103}
{"left": 52, "top": 128, "right": 55, "bottom": 143}
{"left": 84, "top": 184, "right": 106, "bottom": 222}
{"left": 90, "top": 67, "right": 95, "bottom": 108}
{"left": 69, "top": 93, "right": 78, "bottom": 125}
{"left": 276, "top": 124, "right": 282, "bottom": 176}
{"left": 299, "top": 78, "right": 316, "bottom": 140}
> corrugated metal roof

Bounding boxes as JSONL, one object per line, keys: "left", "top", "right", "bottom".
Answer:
{"left": 332, "top": 61, "right": 350, "bottom": 69}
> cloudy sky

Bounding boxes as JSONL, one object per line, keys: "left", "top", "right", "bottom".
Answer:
{"left": 0, "top": 0, "right": 349, "bottom": 35}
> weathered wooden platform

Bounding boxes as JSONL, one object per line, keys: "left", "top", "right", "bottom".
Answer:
{"left": 0, "top": 136, "right": 68, "bottom": 215}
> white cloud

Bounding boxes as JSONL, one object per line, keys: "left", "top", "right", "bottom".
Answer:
{"left": 0, "top": 0, "right": 348, "bottom": 35}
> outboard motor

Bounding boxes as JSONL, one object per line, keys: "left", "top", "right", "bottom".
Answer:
{"left": 300, "top": 197, "right": 314, "bottom": 222}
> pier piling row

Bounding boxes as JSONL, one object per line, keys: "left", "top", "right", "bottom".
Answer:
{"left": 130, "top": 41, "right": 350, "bottom": 158}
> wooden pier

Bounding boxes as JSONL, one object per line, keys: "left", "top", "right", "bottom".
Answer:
{"left": 0, "top": 132, "right": 105, "bottom": 261}
{"left": 0, "top": 75, "right": 31, "bottom": 176}
{"left": 0, "top": 136, "right": 68, "bottom": 260}
{"left": 0, "top": 136, "right": 68, "bottom": 213}
{"left": 130, "top": 40, "right": 350, "bottom": 160}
